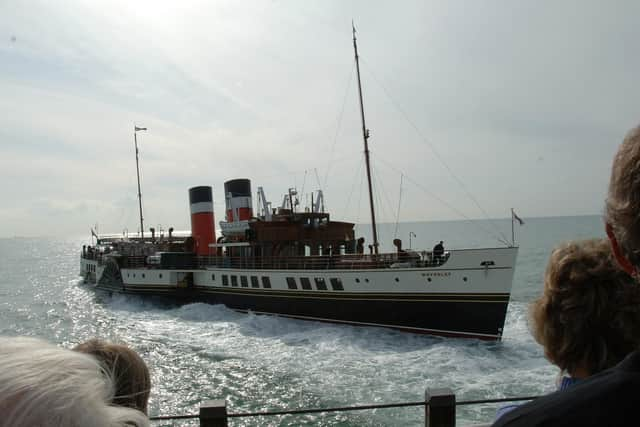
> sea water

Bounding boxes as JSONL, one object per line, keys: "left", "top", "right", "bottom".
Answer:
{"left": 0, "top": 215, "right": 604, "bottom": 426}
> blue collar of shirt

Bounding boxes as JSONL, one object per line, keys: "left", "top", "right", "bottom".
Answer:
{"left": 558, "top": 376, "right": 582, "bottom": 391}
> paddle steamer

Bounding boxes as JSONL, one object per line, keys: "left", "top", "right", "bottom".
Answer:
{"left": 79, "top": 27, "right": 518, "bottom": 340}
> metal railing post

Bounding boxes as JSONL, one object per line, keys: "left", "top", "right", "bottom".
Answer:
{"left": 425, "top": 388, "right": 455, "bottom": 427}
{"left": 199, "top": 399, "right": 228, "bottom": 427}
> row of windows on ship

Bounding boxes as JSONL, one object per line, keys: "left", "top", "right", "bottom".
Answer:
{"left": 124, "top": 271, "right": 455, "bottom": 287}
{"left": 126, "top": 271, "right": 348, "bottom": 290}
{"left": 219, "top": 275, "right": 345, "bottom": 291}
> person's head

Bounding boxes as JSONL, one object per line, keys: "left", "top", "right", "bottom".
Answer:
{"left": 0, "top": 336, "right": 149, "bottom": 427}
{"left": 74, "top": 339, "right": 151, "bottom": 414}
{"left": 529, "top": 239, "right": 640, "bottom": 378}
{"left": 605, "top": 125, "right": 640, "bottom": 276}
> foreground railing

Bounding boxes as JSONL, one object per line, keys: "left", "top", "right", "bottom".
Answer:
{"left": 149, "top": 388, "right": 538, "bottom": 426}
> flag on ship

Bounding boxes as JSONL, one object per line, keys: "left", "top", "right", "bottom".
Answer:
{"left": 512, "top": 209, "right": 524, "bottom": 225}
{"left": 135, "top": 126, "right": 147, "bottom": 132}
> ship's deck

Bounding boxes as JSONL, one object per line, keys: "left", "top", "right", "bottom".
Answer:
{"left": 83, "top": 251, "right": 452, "bottom": 270}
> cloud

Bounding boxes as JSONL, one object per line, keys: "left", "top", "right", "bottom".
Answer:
{"left": 0, "top": 0, "right": 639, "bottom": 237}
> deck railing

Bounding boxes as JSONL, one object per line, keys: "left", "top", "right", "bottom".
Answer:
{"left": 82, "top": 251, "right": 452, "bottom": 271}
{"left": 148, "top": 388, "right": 538, "bottom": 426}
{"left": 197, "top": 253, "right": 409, "bottom": 270}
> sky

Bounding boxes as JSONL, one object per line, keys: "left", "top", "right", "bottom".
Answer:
{"left": 1, "top": 0, "right": 639, "bottom": 238}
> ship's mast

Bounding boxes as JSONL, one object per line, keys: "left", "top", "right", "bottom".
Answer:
{"left": 352, "top": 23, "right": 379, "bottom": 255}
{"left": 134, "top": 125, "right": 147, "bottom": 240}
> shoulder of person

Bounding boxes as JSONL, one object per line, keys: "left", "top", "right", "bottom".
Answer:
{"left": 492, "top": 351, "right": 640, "bottom": 426}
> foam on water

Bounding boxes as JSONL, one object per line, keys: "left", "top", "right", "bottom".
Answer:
{"left": 0, "top": 216, "right": 603, "bottom": 426}
{"left": 61, "top": 290, "right": 555, "bottom": 425}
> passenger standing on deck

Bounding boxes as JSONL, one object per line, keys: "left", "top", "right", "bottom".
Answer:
{"left": 494, "top": 124, "right": 640, "bottom": 426}
{"left": 433, "top": 241, "right": 444, "bottom": 265}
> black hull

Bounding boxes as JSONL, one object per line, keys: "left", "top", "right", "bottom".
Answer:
{"left": 94, "top": 282, "right": 509, "bottom": 340}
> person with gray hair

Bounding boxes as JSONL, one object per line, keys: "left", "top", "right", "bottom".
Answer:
{"left": 494, "top": 125, "right": 640, "bottom": 426}
{"left": 0, "top": 336, "right": 149, "bottom": 427}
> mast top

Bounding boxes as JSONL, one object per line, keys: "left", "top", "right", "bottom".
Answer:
{"left": 352, "top": 21, "right": 360, "bottom": 59}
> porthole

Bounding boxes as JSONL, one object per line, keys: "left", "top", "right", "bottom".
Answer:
{"left": 159, "top": 273, "right": 163, "bottom": 278}
{"left": 427, "top": 277, "right": 432, "bottom": 282}
{"left": 142, "top": 273, "right": 145, "bottom": 278}
{"left": 463, "top": 277, "right": 468, "bottom": 282}
{"left": 355, "top": 278, "right": 360, "bottom": 283}
{"left": 365, "top": 278, "right": 369, "bottom": 283}
{"left": 394, "top": 277, "right": 399, "bottom": 282}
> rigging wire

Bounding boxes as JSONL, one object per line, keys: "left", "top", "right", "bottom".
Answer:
{"left": 257, "top": 155, "right": 357, "bottom": 184}
{"left": 323, "top": 61, "right": 356, "bottom": 192}
{"left": 394, "top": 174, "right": 404, "bottom": 239}
{"left": 371, "top": 166, "right": 390, "bottom": 248}
{"left": 300, "top": 169, "right": 308, "bottom": 200}
{"left": 372, "top": 153, "right": 507, "bottom": 244}
{"left": 372, "top": 158, "right": 397, "bottom": 230}
{"left": 342, "top": 157, "right": 365, "bottom": 222}
{"left": 360, "top": 57, "right": 510, "bottom": 244}
{"left": 355, "top": 158, "right": 366, "bottom": 227}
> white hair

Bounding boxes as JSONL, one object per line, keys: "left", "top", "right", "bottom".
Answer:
{"left": 0, "top": 336, "right": 149, "bottom": 427}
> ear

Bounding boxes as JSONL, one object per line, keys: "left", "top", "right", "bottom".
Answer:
{"left": 606, "top": 223, "right": 637, "bottom": 275}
